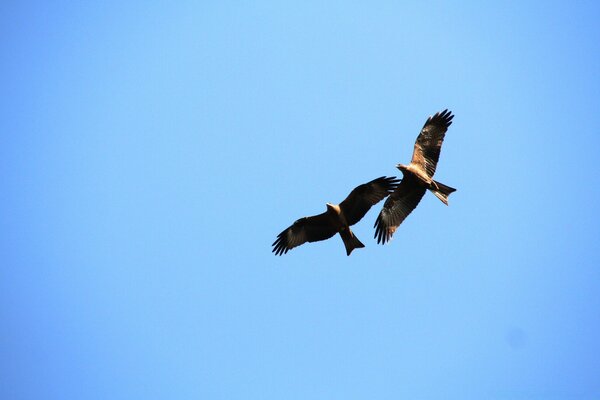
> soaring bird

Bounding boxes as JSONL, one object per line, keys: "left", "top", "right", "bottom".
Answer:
{"left": 374, "top": 109, "right": 456, "bottom": 245}
{"left": 273, "top": 176, "right": 400, "bottom": 256}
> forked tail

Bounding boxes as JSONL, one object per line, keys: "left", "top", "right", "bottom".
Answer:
{"left": 429, "top": 180, "right": 456, "bottom": 205}
{"left": 340, "top": 228, "right": 365, "bottom": 256}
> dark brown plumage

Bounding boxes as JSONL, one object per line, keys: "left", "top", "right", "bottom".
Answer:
{"left": 273, "top": 176, "right": 400, "bottom": 256}
{"left": 374, "top": 109, "right": 456, "bottom": 245}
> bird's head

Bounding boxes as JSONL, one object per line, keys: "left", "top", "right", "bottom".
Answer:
{"left": 396, "top": 163, "right": 408, "bottom": 172}
{"left": 326, "top": 203, "right": 340, "bottom": 214}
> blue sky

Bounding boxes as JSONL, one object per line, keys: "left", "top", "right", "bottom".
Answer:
{"left": 2, "top": 1, "right": 600, "bottom": 399}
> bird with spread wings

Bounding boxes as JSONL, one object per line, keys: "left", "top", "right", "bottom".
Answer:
{"left": 273, "top": 176, "right": 400, "bottom": 256}
{"left": 374, "top": 109, "right": 456, "bottom": 245}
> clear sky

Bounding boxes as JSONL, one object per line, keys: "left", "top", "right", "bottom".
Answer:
{"left": 2, "top": 1, "right": 600, "bottom": 399}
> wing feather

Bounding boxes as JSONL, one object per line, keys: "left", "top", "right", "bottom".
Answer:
{"left": 410, "top": 109, "right": 453, "bottom": 178}
{"left": 272, "top": 212, "right": 337, "bottom": 255}
{"left": 339, "top": 176, "right": 401, "bottom": 226}
{"left": 373, "top": 176, "right": 426, "bottom": 244}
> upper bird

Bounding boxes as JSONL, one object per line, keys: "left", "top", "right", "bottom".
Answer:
{"left": 273, "top": 176, "right": 400, "bottom": 256}
{"left": 374, "top": 109, "right": 456, "bottom": 245}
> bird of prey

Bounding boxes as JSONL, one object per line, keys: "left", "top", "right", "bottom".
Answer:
{"left": 273, "top": 176, "right": 401, "bottom": 256}
{"left": 374, "top": 109, "right": 456, "bottom": 245}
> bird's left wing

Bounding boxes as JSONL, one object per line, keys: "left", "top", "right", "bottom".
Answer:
{"left": 373, "top": 175, "right": 427, "bottom": 244}
{"left": 272, "top": 212, "right": 337, "bottom": 255}
{"left": 339, "top": 176, "right": 401, "bottom": 226}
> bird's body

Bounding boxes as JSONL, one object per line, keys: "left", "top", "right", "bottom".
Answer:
{"left": 374, "top": 109, "right": 456, "bottom": 245}
{"left": 273, "top": 176, "right": 400, "bottom": 256}
{"left": 396, "top": 163, "right": 454, "bottom": 205}
{"left": 324, "top": 203, "right": 366, "bottom": 255}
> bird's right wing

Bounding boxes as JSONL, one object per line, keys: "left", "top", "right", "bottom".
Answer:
{"left": 374, "top": 176, "right": 427, "bottom": 245}
{"left": 410, "top": 109, "right": 454, "bottom": 178}
{"left": 339, "top": 176, "right": 401, "bottom": 226}
{"left": 272, "top": 212, "right": 337, "bottom": 255}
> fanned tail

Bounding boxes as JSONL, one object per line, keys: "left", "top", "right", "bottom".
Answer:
{"left": 340, "top": 229, "right": 365, "bottom": 256}
{"left": 429, "top": 180, "right": 456, "bottom": 205}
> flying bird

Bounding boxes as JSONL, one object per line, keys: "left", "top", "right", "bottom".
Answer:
{"left": 374, "top": 109, "right": 456, "bottom": 245}
{"left": 273, "top": 176, "right": 401, "bottom": 256}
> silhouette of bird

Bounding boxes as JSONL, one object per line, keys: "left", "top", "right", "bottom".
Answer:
{"left": 274, "top": 176, "right": 400, "bottom": 255}
{"left": 374, "top": 109, "right": 456, "bottom": 245}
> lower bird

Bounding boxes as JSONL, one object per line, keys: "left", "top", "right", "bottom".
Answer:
{"left": 374, "top": 109, "right": 456, "bottom": 245}
{"left": 273, "top": 176, "right": 400, "bottom": 256}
